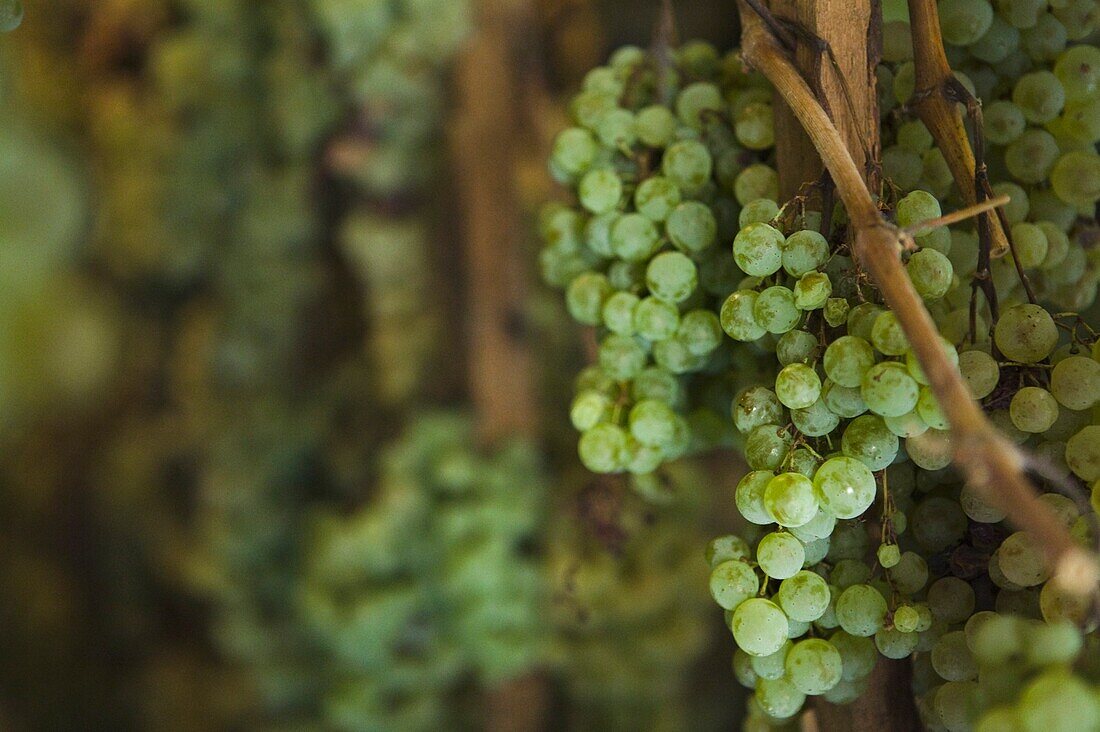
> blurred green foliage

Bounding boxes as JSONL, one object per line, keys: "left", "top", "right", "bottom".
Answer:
{"left": 0, "top": 1, "right": 740, "bottom": 729}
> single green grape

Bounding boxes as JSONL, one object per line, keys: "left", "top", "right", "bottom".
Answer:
{"left": 813, "top": 456, "right": 877, "bottom": 519}
{"left": 763, "top": 472, "right": 820, "bottom": 528}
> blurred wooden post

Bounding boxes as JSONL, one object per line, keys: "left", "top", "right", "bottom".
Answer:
{"left": 453, "top": 0, "right": 539, "bottom": 445}
{"left": 762, "top": 1, "right": 921, "bottom": 729}
{"left": 769, "top": 0, "right": 877, "bottom": 200}
{"left": 451, "top": 1, "right": 548, "bottom": 730}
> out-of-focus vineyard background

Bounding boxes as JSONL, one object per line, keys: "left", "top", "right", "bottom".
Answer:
{"left": 0, "top": 1, "right": 752, "bottom": 729}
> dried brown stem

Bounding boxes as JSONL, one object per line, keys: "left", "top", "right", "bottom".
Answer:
{"left": 738, "top": 1, "right": 1098, "bottom": 595}
{"left": 905, "top": 0, "right": 1012, "bottom": 258}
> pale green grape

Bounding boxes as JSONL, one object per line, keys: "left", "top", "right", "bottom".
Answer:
{"left": 1005, "top": 129, "right": 1060, "bottom": 183}
{"left": 570, "top": 389, "right": 612, "bottom": 431}
{"left": 842, "top": 414, "right": 899, "bottom": 471}
{"left": 940, "top": 0, "right": 995, "bottom": 44}
{"left": 959, "top": 349, "right": 1001, "bottom": 398}
{"left": 775, "top": 363, "right": 822, "bottom": 410}
{"left": 984, "top": 100, "right": 1027, "bottom": 144}
{"left": 791, "top": 398, "right": 840, "bottom": 437}
{"left": 667, "top": 201, "right": 717, "bottom": 252}
{"left": 721, "top": 290, "right": 767, "bottom": 341}
{"left": 633, "top": 296, "right": 679, "bottom": 341}
{"left": 776, "top": 329, "right": 819, "bottom": 366}
{"left": 998, "top": 531, "right": 1050, "bottom": 586}
{"left": 1009, "top": 386, "right": 1059, "bottom": 432}
{"left": 876, "top": 627, "right": 918, "bottom": 659}
{"left": 662, "top": 139, "right": 713, "bottom": 195}
{"left": 566, "top": 272, "right": 613, "bottom": 325}
{"left": 1012, "top": 70, "right": 1067, "bottom": 123}
{"left": 601, "top": 291, "right": 639, "bottom": 335}
{"left": 737, "top": 470, "right": 777, "bottom": 525}
{"left": 754, "top": 677, "right": 806, "bottom": 719}
{"left": 732, "top": 597, "right": 790, "bottom": 657}
{"left": 862, "top": 362, "right": 920, "bottom": 417}
{"left": 1018, "top": 671, "right": 1100, "bottom": 732}
{"left": 628, "top": 398, "right": 678, "bottom": 446}
{"left": 733, "top": 223, "right": 785, "bottom": 276}
{"left": 932, "top": 631, "right": 978, "bottom": 682}
{"left": 897, "top": 190, "right": 942, "bottom": 228}
{"left": 847, "top": 302, "right": 886, "bottom": 340}
{"left": 822, "top": 379, "right": 868, "bottom": 419}
{"left": 677, "top": 81, "right": 724, "bottom": 129}
{"left": 1050, "top": 355, "right": 1100, "bottom": 409}
{"left": 551, "top": 127, "right": 598, "bottom": 177}
{"left": 709, "top": 558, "right": 761, "bottom": 610}
{"left": 812, "top": 456, "right": 877, "bottom": 519}
{"left": 1065, "top": 425, "right": 1100, "bottom": 481}
{"left": 877, "top": 543, "right": 902, "bottom": 568}
{"left": 916, "top": 387, "right": 949, "bottom": 430}
{"left": 733, "top": 386, "right": 786, "bottom": 435}
{"left": 597, "top": 334, "right": 647, "bottom": 380}
{"left": 782, "top": 230, "right": 829, "bottom": 277}
{"left": 907, "top": 248, "right": 954, "bottom": 300}
{"left": 1050, "top": 150, "right": 1100, "bottom": 207}
{"left": 610, "top": 212, "right": 661, "bottom": 261}
{"left": 635, "top": 105, "right": 678, "bottom": 147}
{"left": 739, "top": 198, "right": 780, "bottom": 227}
{"left": 885, "top": 408, "right": 930, "bottom": 438}
{"left": 911, "top": 495, "right": 967, "bottom": 552}
{"left": 757, "top": 531, "right": 806, "bottom": 579}
{"left": 777, "top": 570, "right": 831, "bottom": 622}
{"left": 824, "top": 335, "right": 876, "bottom": 388}
{"left": 706, "top": 533, "right": 751, "bottom": 566}
{"left": 793, "top": 272, "right": 832, "bottom": 310}
{"left": 578, "top": 168, "right": 623, "bottom": 214}
{"left": 1054, "top": 44, "right": 1100, "bottom": 103}
{"left": 927, "top": 577, "right": 976, "bottom": 625}
{"left": 836, "top": 584, "right": 888, "bottom": 638}
{"left": 677, "top": 309, "right": 723, "bottom": 356}
{"left": 734, "top": 163, "right": 779, "bottom": 205}
{"left": 634, "top": 176, "right": 681, "bottom": 221}
{"left": 785, "top": 638, "right": 843, "bottom": 695}
{"left": 578, "top": 423, "right": 628, "bottom": 472}
{"left": 764, "top": 472, "right": 820, "bottom": 527}
{"left": 735, "top": 102, "right": 776, "bottom": 150}
{"left": 888, "top": 551, "right": 930, "bottom": 595}
{"left": 994, "top": 303, "right": 1059, "bottom": 362}
{"left": 751, "top": 640, "right": 792, "bottom": 681}
{"left": 596, "top": 107, "right": 636, "bottom": 148}
{"left": 1010, "top": 222, "right": 1048, "bottom": 268}
{"left": 871, "top": 311, "right": 910, "bottom": 356}
{"left": 971, "top": 15, "right": 1021, "bottom": 63}
{"left": 646, "top": 251, "right": 697, "bottom": 303}
{"left": 754, "top": 286, "right": 800, "bottom": 334}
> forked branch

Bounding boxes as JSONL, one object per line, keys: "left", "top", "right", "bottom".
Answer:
{"left": 737, "top": 1, "right": 1098, "bottom": 594}
{"left": 905, "top": 0, "right": 1014, "bottom": 263}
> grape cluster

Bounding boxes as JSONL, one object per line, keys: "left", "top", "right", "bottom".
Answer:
{"left": 547, "top": 461, "right": 717, "bottom": 729}
{"left": 297, "top": 413, "right": 546, "bottom": 729}
{"left": 540, "top": 41, "right": 783, "bottom": 489}
{"left": 317, "top": 0, "right": 471, "bottom": 405}
{"left": 547, "top": 13, "right": 1100, "bottom": 726}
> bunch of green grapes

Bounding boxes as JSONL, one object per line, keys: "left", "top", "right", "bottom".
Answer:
{"left": 539, "top": 40, "right": 782, "bottom": 487}
{"left": 546, "top": 18, "right": 1100, "bottom": 727}
{"left": 546, "top": 461, "right": 719, "bottom": 730}
{"left": 313, "top": 0, "right": 470, "bottom": 405}
{"left": 297, "top": 413, "right": 547, "bottom": 730}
